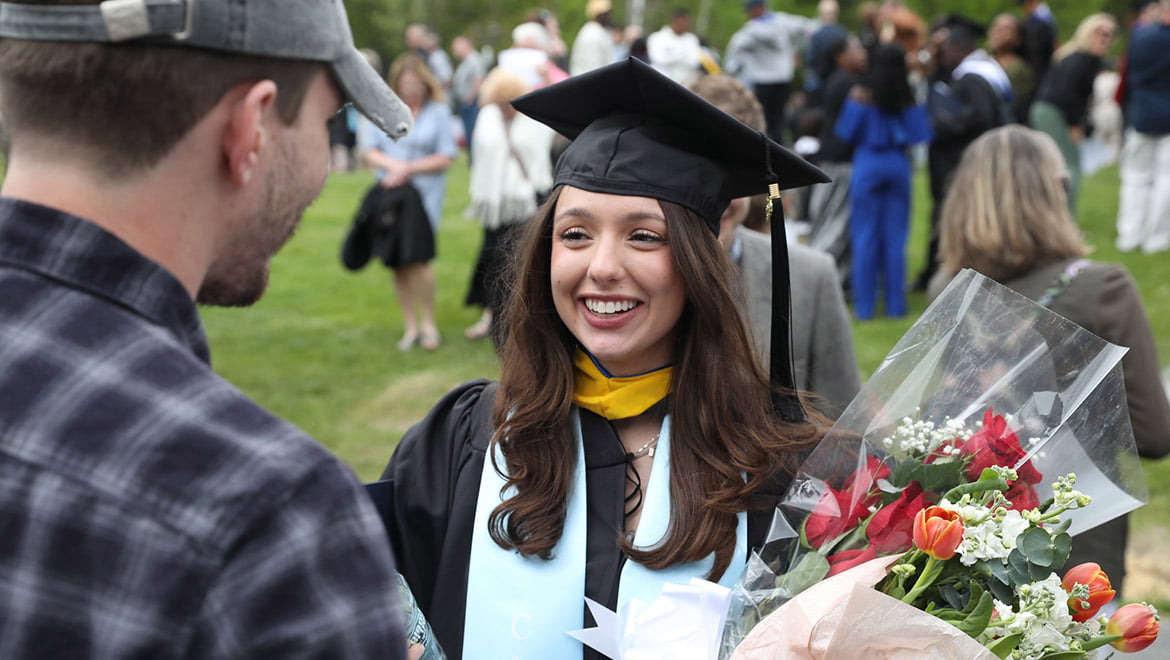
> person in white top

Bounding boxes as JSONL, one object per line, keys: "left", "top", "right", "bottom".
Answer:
{"left": 725, "top": 0, "right": 815, "bottom": 143}
{"left": 647, "top": 8, "right": 702, "bottom": 84}
{"left": 570, "top": 0, "right": 617, "bottom": 75}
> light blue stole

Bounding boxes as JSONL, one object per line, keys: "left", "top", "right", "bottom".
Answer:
{"left": 462, "top": 411, "right": 748, "bottom": 659}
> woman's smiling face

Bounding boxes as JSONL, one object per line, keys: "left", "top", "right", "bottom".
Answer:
{"left": 550, "top": 186, "right": 686, "bottom": 376}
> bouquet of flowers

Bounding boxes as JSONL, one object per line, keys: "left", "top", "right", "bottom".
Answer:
{"left": 720, "top": 269, "right": 1158, "bottom": 659}
{"left": 572, "top": 270, "right": 1160, "bottom": 658}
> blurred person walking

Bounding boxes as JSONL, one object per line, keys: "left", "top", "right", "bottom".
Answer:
{"left": 989, "top": 13, "right": 1035, "bottom": 124}
{"left": 1116, "top": 0, "right": 1170, "bottom": 254}
{"left": 451, "top": 36, "right": 486, "bottom": 157}
{"left": 358, "top": 55, "right": 456, "bottom": 352}
{"left": 916, "top": 15, "right": 1011, "bottom": 292}
{"left": 647, "top": 8, "right": 702, "bottom": 84}
{"left": 725, "top": 0, "right": 815, "bottom": 144}
{"left": 836, "top": 43, "right": 931, "bottom": 320}
{"left": 807, "top": 35, "right": 867, "bottom": 290}
{"left": 1029, "top": 13, "right": 1117, "bottom": 217}
{"left": 529, "top": 8, "right": 570, "bottom": 70}
{"left": 463, "top": 69, "right": 555, "bottom": 342}
{"left": 570, "top": 0, "right": 616, "bottom": 75}
{"left": 804, "top": 0, "right": 847, "bottom": 102}
{"left": 932, "top": 125, "right": 1170, "bottom": 597}
{"left": 1019, "top": 0, "right": 1058, "bottom": 119}
{"left": 498, "top": 21, "right": 568, "bottom": 91}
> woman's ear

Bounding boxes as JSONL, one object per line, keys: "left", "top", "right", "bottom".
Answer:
{"left": 221, "top": 80, "right": 278, "bottom": 187}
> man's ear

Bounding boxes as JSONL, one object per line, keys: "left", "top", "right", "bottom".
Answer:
{"left": 222, "top": 80, "right": 279, "bottom": 187}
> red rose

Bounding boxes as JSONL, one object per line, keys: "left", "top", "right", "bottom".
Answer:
{"left": 957, "top": 409, "right": 1043, "bottom": 484}
{"left": 865, "top": 482, "right": 927, "bottom": 554}
{"left": 826, "top": 547, "right": 878, "bottom": 577}
{"left": 1004, "top": 479, "right": 1041, "bottom": 512}
{"left": 803, "top": 457, "right": 890, "bottom": 549}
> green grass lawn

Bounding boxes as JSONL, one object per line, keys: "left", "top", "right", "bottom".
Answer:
{"left": 203, "top": 152, "right": 1170, "bottom": 601}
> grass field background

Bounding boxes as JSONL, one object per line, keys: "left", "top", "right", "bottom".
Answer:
{"left": 201, "top": 153, "right": 1170, "bottom": 603}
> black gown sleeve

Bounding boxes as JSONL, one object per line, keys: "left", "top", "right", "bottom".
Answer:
{"left": 931, "top": 74, "right": 1003, "bottom": 144}
{"left": 382, "top": 379, "right": 495, "bottom": 660}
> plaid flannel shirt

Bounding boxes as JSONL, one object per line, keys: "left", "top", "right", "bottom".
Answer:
{"left": 0, "top": 198, "right": 406, "bottom": 659}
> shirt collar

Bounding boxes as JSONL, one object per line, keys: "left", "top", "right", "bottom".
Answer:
{"left": 0, "top": 197, "right": 210, "bottom": 363}
{"left": 728, "top": 227, "right": 744, "bottom": 265}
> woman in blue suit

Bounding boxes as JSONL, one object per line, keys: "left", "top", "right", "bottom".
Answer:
{"left": 836, "top": 43, "right": 932, "bottom": 319}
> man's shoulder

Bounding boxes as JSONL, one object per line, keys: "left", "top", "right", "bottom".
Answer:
{"left": 0, "top": 269, "right": 356, "bottom": 556}
{"left": 738, "top": 228, "right": 835, "bottom": 274}
{"left": 1131, "top": 24, "right": 1170, "bottom": 55}
{"left": 788, "top": 240, "right": 835, "bottom": 272}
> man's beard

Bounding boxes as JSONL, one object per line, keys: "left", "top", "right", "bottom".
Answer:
{"left": 197, "top": 143, "right": 309, "bottom": 307}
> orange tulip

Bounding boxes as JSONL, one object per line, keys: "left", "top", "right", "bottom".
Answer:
{"left": 1062, "top": 562, "right": 1116, "bottom": 622}
{"left": 1107, "top": 603, "right": 1160, "bottom": 652}
{"left": 912, "top": 506, "right": 964, "bottom": 560}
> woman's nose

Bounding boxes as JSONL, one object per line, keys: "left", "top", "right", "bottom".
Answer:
{"left": 586, "top": 236, "right": 624, "bottom": 283}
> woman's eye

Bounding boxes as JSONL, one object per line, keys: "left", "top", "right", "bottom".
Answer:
{"left": 558, "top": 227, "right": 589, "bottom": 242}
{"left": 630, "top": 230, "right": 665, "bottom": 244}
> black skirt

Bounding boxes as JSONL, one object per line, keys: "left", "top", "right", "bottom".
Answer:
{"left": 464, "top": 222, "right": 526, "bottom": 311}
{"left": 346, "top": 183, "right": 436, "bottom": 270}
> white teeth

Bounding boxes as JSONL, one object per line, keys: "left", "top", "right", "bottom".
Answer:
{"left": 585, "top": 299, "right": 636, "bottom": 315}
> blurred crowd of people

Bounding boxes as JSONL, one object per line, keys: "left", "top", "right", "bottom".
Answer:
{"left": 342, "top": 0, "right": 1169, "bottom": 344}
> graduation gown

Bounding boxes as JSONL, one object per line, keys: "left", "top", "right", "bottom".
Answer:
{"left": 927, "top": 72, "right": 1008, "bottom": 205}
{"left": 382, "top": 379, "right": 785, "bottom": 660}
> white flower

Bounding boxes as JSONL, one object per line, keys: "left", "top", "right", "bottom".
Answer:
{"left": 1007, "top": 575, "right": 1078, "bottom": 658}
{"left": 939, "top": 501, "right": 1030, "bottom": 566}
{"left": 879, "top": 414, "right": 970, "bottom": 461}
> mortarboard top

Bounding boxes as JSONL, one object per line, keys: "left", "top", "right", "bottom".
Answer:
{"left": 511, "top": 58, "right": 829, "bottom": 421}
{"left": 510, "top": 57, "right": 829, "bottom": 234}
{"left": 933, "top": 13, "right": 987, "bottom": 40}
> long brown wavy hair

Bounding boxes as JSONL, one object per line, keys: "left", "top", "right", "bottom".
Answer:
{"left": 487, "top": 185, "right": 824, "bottom": 581}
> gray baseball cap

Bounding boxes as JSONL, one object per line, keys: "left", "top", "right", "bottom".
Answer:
{"left": 0, "top": 0, "right": 412, "bottom": 139}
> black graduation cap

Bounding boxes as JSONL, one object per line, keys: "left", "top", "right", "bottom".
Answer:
{"left": 932, "top": 13, "right": 987, "bottom": 41}
{"left": 511, "top": 58, "right": 830, "bottom": 421}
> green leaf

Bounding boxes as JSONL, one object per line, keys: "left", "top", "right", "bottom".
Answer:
{"left": 1082, "top": 635, "right": 1123, "bottom": 651}
{"left": 942, "top": 475, "right": 1010, "bottom": 502}
{"left": 1036, "top": 652, "right": 1089, "bottom": 660}
{"left": 939, "top": 583, "right": 964, "bottom": 610}
{"left": 774, "top": 551, "right": 831, "bottom": 598}
{"left": 1051, "top": 532, "right": 1073, "bottom": 567}
{"left": 1008, "top": 548, "right": 1031, "bottom": 576}
{"left": 1018, "top": 527, "right": 1055, "bottom": 566}
{"left": 953, "top": 589, "right": 995, "bottom": 637}
{"left": 987, "top": 560, "right": 1011, "bottom": 584}
{"left": 889, "top": 460, "right": 968, "bottom": 492}
{"left": 985, "top": 633, "right": 1023, "bottom": 658}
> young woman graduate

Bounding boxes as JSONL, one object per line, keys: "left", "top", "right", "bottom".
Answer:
{"left": 380, "top": 57, "right": 830, "bottom": 660}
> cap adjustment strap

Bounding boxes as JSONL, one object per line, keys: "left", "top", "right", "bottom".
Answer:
{"left": 0, "top": 0, "right": 192, "bottom": 42}
{"left": 100, "top": 0, "right": 150, "bottom": 41}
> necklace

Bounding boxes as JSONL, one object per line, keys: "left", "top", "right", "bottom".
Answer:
{"left": 627, "top": 432, "right": 660, "bottom": 459}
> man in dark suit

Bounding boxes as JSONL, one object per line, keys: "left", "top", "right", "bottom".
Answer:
{"left": 916, "top": 16, "right": 1013, "bottom": 291}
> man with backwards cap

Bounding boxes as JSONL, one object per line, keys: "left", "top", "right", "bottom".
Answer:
{"left": 0, "top": 0, "right": 413, "bottom": 657}
{"left": 380, "top": 58, "right": 829, "bottom": 660}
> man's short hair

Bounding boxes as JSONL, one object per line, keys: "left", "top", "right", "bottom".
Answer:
{"left": 0, "top": 35, "right": 319, "bottom": 179}
{"left": 687, "top": 74, "right": 767, "bottom": 133}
